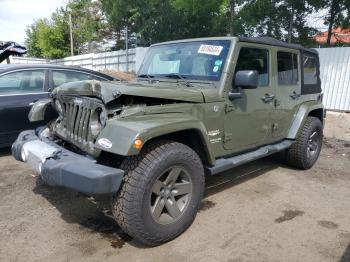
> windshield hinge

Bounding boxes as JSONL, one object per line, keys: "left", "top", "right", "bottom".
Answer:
{"left": 224, "top": 132, "right": 233, "bottom": 142}
{"left": 225, "top": 104, "right": 234, "bottom": 113}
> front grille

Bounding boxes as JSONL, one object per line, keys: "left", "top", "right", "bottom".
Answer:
{"left": 54, "top": 96, "right": 104, "bottom": 156}
{"left": 62, "top": 101, "right": 92, "bottom": 143}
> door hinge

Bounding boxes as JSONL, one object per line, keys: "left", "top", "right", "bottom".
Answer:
{"left": 225, "top": 104, "right": 234, "bottom": 113}
{"left": 272, "top": 123, "right": 279, "bottom": 132}
{"left": 274, "top": 99, "right": 281, "bottom": 107}
{"left": 224, "top": 132, "right": 233, "bottom": 142}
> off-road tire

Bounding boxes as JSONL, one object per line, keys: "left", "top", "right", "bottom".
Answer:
{"left": 111, "top": 140, "right": 205, "bottom": 246}
{"left": 287, "top": 116, "right": 323, "bottom": 170}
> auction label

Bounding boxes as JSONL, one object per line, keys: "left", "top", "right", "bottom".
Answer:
{"left": 198, "top": 45, "right": 223, "bottom": 56}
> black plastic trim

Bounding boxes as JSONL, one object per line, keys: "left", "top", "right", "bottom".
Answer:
{"left": 12, "top": 130, "right": 124, "bottom": 195}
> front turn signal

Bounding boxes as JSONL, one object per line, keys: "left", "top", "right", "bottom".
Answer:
{"left": 133, "top": 139, "right": 144, "bottom": 150}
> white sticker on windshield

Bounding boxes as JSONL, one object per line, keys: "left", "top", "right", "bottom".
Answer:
{"left": 198, "top": 45, "right": 223, "bottom": 56}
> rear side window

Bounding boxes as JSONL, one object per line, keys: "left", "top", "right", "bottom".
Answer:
{"left": 303, "top": 56, "right": 317, "bottom": 85}
{"left": 277, "top": 52, "right": 298, "bottom": 85}
{"left": 235, "top": 47, "right": 269, "bottom": 86}
{"left": 52, "top": 70, "right": 102, "bottom": 88}
{"left": 0, "top": 70, "right": 45, "bottom": 94}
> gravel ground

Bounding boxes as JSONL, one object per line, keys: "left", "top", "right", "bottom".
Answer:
{"left": 0, "top": 137, "right": 349, "bottom": 262}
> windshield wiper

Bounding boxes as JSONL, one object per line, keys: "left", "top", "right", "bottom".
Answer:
{"left": 164, "top": 73, "right": 187, "bottom": 79}
{"left": 137, "top": 74, "right": 159, "bottom": 84}
{"left": 137, "top": 74, "right": 155, "bottom": 79}
{"left": 163, "top": 74, "right": 193, "bottom": 87}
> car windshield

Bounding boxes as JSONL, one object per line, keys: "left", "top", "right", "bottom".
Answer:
{"left": 138, "top": 40, "right": 231, "bottom": 82}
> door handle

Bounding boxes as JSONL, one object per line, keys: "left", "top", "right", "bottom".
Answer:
{"left": 290, "top": 91, "right": 301, "bottom": 99}
{"left": 262, "top": 94, "right": 275, "bottom": 103}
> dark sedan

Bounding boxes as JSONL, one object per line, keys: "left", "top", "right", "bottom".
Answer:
{"left": 0, "top": 64, "right": 116, "bottom": 147}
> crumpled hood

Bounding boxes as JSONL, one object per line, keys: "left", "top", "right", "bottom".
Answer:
{"left": 52, "top": 80, "right": 205, "bottom": 103}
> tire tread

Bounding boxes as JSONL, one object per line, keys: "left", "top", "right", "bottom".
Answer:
{"left": 112, "top": 140, "right": 204, "bottom": 246}
{"left": 287, "top": 116, "right": 323, "bottom": 170}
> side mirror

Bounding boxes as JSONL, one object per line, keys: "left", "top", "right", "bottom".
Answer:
{"left": 234, "top": 70, "right": 259, "bottom": 89}
{"left": 228, "top": 70, "right": 259, "bottom": 100}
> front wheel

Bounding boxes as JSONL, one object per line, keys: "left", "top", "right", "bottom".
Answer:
{"left": 111, "top": 141, "right": 205, "bottom": 246}
{"left": 287, "top": 116, "right": 323, "bottom": 170}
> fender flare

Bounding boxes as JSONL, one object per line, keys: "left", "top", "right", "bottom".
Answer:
{"left": 287, "top": 102, "right": 324, "bottom": 139}
{"left": 95, "top": 114, "right": 215, "bottom": 164}
{"left": 28, "top": 99, "right": 52, "bottom": 122}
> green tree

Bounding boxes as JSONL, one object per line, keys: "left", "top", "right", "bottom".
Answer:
{"left": 101, "top": 0, "right": 228, "bottom": 46}
{"left": 320, "top": 0, "right": 350, "bottom": 45}
{"left": 36, "top": 17, "right": 69, "bottom": 58}
{"left": 67, "top": 0, "right": 111, "bottom": 53}
{"left": 231, "top": 0, "right": 319, "bottom": 46}
{"left": 25, "top": 21, "right": 43, "bottom": 57}
{"left": 25, "top": 0, "right": 108, "bottom": 58}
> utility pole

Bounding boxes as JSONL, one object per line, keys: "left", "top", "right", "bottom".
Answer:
{"left": 125, "top": 25, "right": 129, "bottom": 72}
{"left": 69, "top": 13, "right": 74, "bottom": 56}
{"left": 288, "top": 6, "right": 294, "bottom": 43}
{"left": 229, "top": 0, "right": 235, "bottom": 36}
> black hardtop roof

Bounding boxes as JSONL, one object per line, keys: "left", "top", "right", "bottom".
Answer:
{"left": 238, "top": 36, "right": 318, "bottom": 54}
{"left": 0, "top": 63, "right": 115, "bottom": 79}
{"left": 152, "top": 36, "right": 318, "bottom": 55}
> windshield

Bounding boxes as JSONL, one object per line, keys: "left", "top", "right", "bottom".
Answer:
{"left": 138, "top": 40, "right": 231, "bottom": 82}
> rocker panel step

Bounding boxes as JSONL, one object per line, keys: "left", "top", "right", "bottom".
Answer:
{"left": 207, "top": 140, "right": 294, "bottom": 175}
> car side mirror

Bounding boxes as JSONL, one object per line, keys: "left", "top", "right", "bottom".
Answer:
{"left": 228, "top": 70, "right": 259, "bottom": 100}
{"left": 235, "top": 70, "right": 259, "bottom": 89}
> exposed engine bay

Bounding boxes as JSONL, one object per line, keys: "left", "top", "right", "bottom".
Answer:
{"left": 105, "top": 95, "right": 182, "bottom": 118}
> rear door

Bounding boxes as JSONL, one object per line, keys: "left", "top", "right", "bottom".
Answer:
{"left": 0, "top": 69, "right": 48, "bottom": 146}
{"left": 271, "top": 48, "right": 301, "bottom": 140}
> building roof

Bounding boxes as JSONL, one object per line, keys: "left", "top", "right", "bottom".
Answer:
{"left": 314, "top": 28, "right": 350, "bottom": 44}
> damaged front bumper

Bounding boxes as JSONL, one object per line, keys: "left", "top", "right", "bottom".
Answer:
{"left": 12, "top": 130, "right": 124, "bottom": 195}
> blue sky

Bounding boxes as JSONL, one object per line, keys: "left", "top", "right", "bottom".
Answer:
{"left": 0, "top": 0, "right": 67, "bottom": 44}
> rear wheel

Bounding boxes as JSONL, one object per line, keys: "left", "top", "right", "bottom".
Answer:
{"left": 111, "top": 141, "right": 205, "bottom": 246}
{"left": 287, "top": 116, "right": 323, "bottom": 170}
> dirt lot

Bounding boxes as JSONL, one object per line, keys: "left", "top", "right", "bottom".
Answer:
{"left": 0, "top": 137, "right": 349, "bottom": 262}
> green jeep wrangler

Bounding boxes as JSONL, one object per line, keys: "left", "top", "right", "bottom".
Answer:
{"left": 12, "top": 37, "right": 324, "bottom": 246}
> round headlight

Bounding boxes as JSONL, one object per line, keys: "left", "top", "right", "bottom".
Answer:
{"left": 21, "top": 147, "right": 28, "bottom": 162}
{"left": 90, "top": 108, "right": 104, "bottom": 136}
{"left": 99, "top": 110, "right": 106, "bottom": 125}
{"left": 55, "top": 100, "right": 63, "bottom": 115}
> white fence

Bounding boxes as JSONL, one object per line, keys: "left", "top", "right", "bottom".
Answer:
{"left": 6, "top": 46, "right": 350, "bottom": 112}
{"left": 315, "top": 47, "right": 350, "bottom": 112}
{"left": 9, "top": 47, "right": 149, "bottom": 73}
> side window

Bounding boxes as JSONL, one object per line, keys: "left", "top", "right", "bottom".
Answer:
{"left": 0, "top": 70, "right": 45, "bottom": 94}
{"left": 277, "top": 52, "right": 298, "bottom": 85}
{"left": 303, "top": 55, "right": 318, "bottom": 85}
{"left": 53, "top": 70, "right": 94, "bottom": 88}
{"left": 235, "top": 47, "right": 269, "bottom": 86}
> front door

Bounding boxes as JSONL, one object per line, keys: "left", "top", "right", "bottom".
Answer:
{"left": 224, "top": 44, "right": 275, "bottom": 153}
{"left": 0, "top": 69, "right": 48, "bottom": 146}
